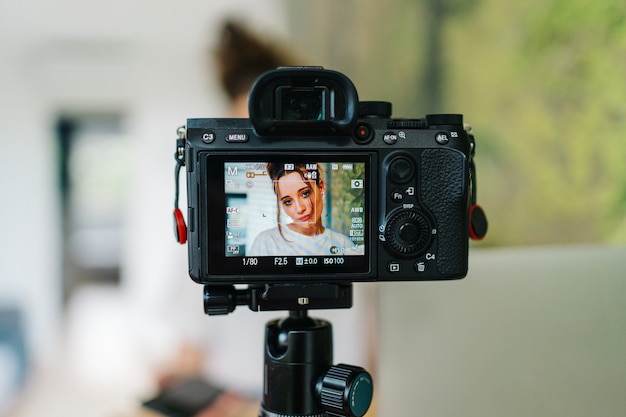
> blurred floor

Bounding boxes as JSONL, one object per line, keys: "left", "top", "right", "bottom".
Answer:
{"left": 8, "top": 285, "right": 155, "bottom": 417}
{"left": 9, "top": 245, "right": 626, "bottom": 417}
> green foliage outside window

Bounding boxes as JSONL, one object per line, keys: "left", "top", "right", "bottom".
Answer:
{"left": 288, "top": 0, "right": 626, "bottom": 246}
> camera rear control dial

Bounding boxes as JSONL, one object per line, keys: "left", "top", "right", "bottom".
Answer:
{"left": 384, "top": 209, "right": 432, "bottom": 256}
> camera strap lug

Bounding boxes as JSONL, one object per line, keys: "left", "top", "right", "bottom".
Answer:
{"left": 464, "top": 123, "right": 488, "bottom": 240}
{"left": 173, "top": 126, "right": 187, "bottom": 244}
{"left": 175, "top": 125, "right": 186, "bottom": 166}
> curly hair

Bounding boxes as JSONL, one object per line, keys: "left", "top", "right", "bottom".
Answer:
{"left": 214, "top": 20, "right": 300, "bottom": 101}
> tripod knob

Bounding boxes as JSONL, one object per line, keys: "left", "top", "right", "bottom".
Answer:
{"left": 318, "top": 364, "right": 373, "bottom": 417}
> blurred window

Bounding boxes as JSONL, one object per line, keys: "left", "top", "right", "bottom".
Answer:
{"left": 56, "top": 113, "right": 130, "bottom": 303}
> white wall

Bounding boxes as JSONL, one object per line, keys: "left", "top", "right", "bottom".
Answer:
{"left": 0, "top": 0, "right": 288, "bottom": 365}
{"left": 378, "top": 245, "right": 626, "bottom": 417}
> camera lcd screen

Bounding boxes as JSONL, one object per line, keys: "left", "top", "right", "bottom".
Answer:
{"left": 203, "top": 154, "right": 371, "bottom": 279}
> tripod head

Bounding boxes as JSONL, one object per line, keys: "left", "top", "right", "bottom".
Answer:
{"left": 203, "top": 283, "right": 353, "bottom": 315}
{"left": 203, "top": 283, "right": 373, "bottom": 417}
{"left": 262, "top": 310, "right": 373, "bottom": 417}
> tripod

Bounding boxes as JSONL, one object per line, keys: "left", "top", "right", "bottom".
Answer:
{"left": 204, "top": 284, "right": 374, "bottom": 417}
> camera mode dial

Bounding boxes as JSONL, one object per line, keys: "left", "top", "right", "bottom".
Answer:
{"left": 384, "top": 209, "right": 432, "bottom": 256}
{"left": 358, "top": 101, "right": 392, "bottom": 118}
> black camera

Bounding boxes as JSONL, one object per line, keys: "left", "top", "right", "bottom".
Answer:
{"left": 178, "top": 67, "right": 484, "bottom": 287}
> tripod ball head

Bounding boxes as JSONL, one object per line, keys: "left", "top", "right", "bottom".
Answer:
{"left": 261, "top": 312, "right": 373, "bottom": 417}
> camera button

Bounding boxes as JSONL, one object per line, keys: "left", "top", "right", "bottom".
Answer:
{"left": 435, "top": 132, "right": 450, "bottom": 145}
{"left": 225, "top": 133, "right": 249, "bottom": 143}
{"left": 415, "top": 261, "right": 428, "bottom": 273}
{"left": 391, "top": 190, "right": 404, "bottom": 202}
{"left": 388, "top": 262, "right": 401, "bottom": 273}
{"left": 388, "top": 156, "right": 414, "bottom": 183}
{"left": 383, "top": 132, "right": 398, "bottom": 145}
{"left": 354, "top": 124, "right": 373, "bottom": 143}
{"left": 202, "top": 131, "right": 216, "bottom": 143}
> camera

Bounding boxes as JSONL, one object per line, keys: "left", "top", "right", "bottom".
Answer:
{"left": 179, "top": 67, "right": 482, "bottom": 286}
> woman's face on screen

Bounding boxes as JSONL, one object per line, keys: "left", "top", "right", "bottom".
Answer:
{"left": 276, "top": 171, "right": 325, "bottom": 235}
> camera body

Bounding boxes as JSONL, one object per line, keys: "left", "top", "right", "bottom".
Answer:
{"left": 183, "top": 67, "right": 472, "bottom": 285}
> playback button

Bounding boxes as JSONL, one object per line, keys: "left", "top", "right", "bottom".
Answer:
{"left": 388, "top": 261, "right": 401, "bottom": 273}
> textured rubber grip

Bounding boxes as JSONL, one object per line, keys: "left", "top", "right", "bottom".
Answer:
{"left": 420, "top": 149, "right": 469, "bottom": 276}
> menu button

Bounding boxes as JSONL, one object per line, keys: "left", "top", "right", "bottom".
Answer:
{"left": 226, "top": 133, "right": 249, "bottom": 143}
